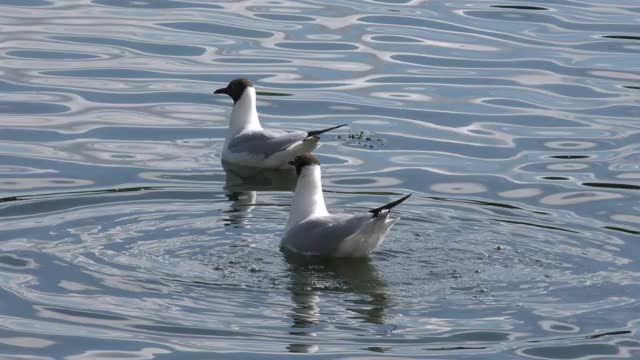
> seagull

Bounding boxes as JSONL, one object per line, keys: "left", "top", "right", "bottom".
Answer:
{"left": 214, "top": 78, "right": 347, "bottom": 168}
{"left": 281, "top": 153, "right": 410, "bottom": 257}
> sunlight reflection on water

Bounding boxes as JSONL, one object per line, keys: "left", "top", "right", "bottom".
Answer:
{"left": 0, "top": 0, "right": 639, "bottom": 358}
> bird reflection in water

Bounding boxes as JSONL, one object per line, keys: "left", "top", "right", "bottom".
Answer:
{"left": 222, "top": 162, "right": 297, "bottom": 227}
{"left": 284, "top": 253, "right": 389, "bottom": 353}
{"left": 222, "top": 163, "right": 390, "bottom": 354}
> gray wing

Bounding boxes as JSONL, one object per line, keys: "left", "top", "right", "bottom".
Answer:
{"left": 227, "top": 130, "right": 308, "bottom": 158}
{"left": 281, "top": 214, "right": 372, "bottom": 255}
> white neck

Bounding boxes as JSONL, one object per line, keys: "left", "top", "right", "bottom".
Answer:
{"left": 229, "top": 87, "right": 262, "bottom": 135}
{"left": 287, "top": 165, "right": 329, "bottom": 229}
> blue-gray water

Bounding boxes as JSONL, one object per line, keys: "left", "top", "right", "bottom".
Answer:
{"left": 1, "top": 0, "right": 639, "bottom": 358}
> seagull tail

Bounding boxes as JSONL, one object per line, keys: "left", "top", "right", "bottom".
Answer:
{"left": 307, "top": 124, "right": 348, "bottom": 137}
{"left": 369, "top": 194, "right": 411, "bottom": 218}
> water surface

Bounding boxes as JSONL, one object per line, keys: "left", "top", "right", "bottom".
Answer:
{"left": 1, "top": 0, "right": 639, "bottom": 358}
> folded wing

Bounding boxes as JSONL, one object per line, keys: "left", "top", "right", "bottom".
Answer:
{"left": 281, "top": 214, "right": 372, "bottom": 255}
{"left": 227, "top": 130, "right": 309, "bottom": 159}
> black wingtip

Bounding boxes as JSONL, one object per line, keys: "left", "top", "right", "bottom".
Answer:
{"left": 307, "top": 124, "right": 348, "bottom": 137}
{"left": 369, "top": 194, "right": 411, "bottom": 217}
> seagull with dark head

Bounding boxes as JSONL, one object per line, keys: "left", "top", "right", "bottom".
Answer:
{"left": 214, "top": 78, "right": 347, "bottom": 168}
{"left": 281, "top": 153, "right": 410, "bottom": 257}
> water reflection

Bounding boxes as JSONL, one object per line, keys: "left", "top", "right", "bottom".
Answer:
{"left": 284, "top": 254, "right": 388, "bottom": 353}
{"left": 1, "top": 0, "right": 640, "bottom": 358}
{"left": 222, "top": 162, "right": 296, "bottom": 227}
{"left": 224, "top": 191, "right": 256, "bottom": 227}
{"left": 222, "top": 162, "right": 296, "bottom": 193}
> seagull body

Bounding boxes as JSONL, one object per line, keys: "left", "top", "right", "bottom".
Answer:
{"left": 214, "top": 78, "right": 346, "bottom": 168}
{"left": 281, "top": 154, "right": 410, "bottom": 257}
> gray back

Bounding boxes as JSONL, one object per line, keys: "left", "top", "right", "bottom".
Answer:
{"left": 281, "top": 214, "right": 372, "bottom": 255}
{"left": 228, "top": 130, "right": 308, "bottom": 158}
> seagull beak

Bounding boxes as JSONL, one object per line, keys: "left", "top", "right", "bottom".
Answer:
{"left": 214, "top": 87, "right": 229, "bottom": 95}
{"left": 288, "top": 160, "right": 295, "bottom": 166}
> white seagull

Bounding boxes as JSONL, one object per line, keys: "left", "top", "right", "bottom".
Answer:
{"left": 214, "top": 78, "right": 347, "bottom": 168}
{"left": 281, "top": 153, "right": 410, "bottom": 257}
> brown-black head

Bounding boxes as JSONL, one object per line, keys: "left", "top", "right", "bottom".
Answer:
{"left": 214, "top": 78, "right": 253, "bottom": 104}
{"left": 288, "top": 153, "right": 321, "bottom": 176}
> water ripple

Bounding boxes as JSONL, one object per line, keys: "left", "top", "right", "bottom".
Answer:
{"left": 50, "top": 35, "right": 207, "bottom": 56}
{"left": 1, "top": 0, "right": 639, "bottom": 358}
{"left": 159, "top": 22, "right": 275, "bottom": 39}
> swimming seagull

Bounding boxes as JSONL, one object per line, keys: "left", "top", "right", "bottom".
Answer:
{"left": 214, "top": 78, "right": 347, "bottom": 168}
{"left": 281, "top": 153, "right": 410, "bottom": 257}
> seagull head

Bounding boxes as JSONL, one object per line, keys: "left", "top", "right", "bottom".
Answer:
{"left": 214, "top": 78, "right": 253, "bottom": 104}
{"left": 288, "top": 153, "right": 321, "bottom": 176}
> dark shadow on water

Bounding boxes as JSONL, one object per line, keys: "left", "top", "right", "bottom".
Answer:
{"left": 284, "top": 254, "right": 388, "bottom": 353}
{"left": 548, "top": 155, "right": 592, "bottom": 159}
{"left": 0, "top": 186, "right": 215, "bottom": 218}
{"left": 223, "top": 162, "right": 297, "bottom": 193}
{"left": 583, "top": 182, "right": 640, "bottom": 191}
{"left": 602, "top": 35, "right": 640, "bottom": 41}
{"left": 494, "top": 218, "right": 580, "bottom": 234}
{"left": 490, "top": 5, "right": 548, "bottom": 10}
{"left": 223, "top": 191, "right": 257, "bottom": 228}
{"left": 222, "top": 163, "right": 297, "bottom": 227}
{"left": 587, "top": 330, "right": 631, "bottom": 339}
{"left": 520, "top": 343, "right": 620, "bottom": 359}
{"left": 603, "top": 226, "right": 640, "bottom": 235}
{"left": 255, "top": 91, "right": 293, "bottom": 97}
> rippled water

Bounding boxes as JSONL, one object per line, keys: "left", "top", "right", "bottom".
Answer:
{"left": 1, "top": 0, "right": 639, "bottom": 358}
